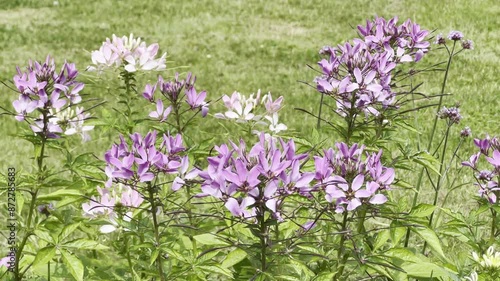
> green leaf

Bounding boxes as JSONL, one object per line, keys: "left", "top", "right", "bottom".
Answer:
{"left": 373, "top": 229, "right": 390, "bottom": 251}
{"left": 63, "top": 239, "right": 109, "bottom": 250}
{"left": 34, "top": 229, "right": 54, "bottom": 243}
{"left": 411, "top": 226, "right": 447, "bottom": 261}
{"left": 402, "top": 262, "right": 450, "bottom": 278}
{"left": 313, "top": 272, "right": 335, "bottom": 281}
{"left": 289, "top": 259, "right": 315, "bottom": 277}
{"left": 37, "top": 189, "right": 82, "bottom": 200}
{"left": 390, "top": 221, "right": 406, "bottom": 246}
{"left": 58, "top": 222, "right": 81, "bottom": 243}
{"left": 61, "top": 249, "right": 84, "bottom": 281}
{"left": 275, "top": 276, "right": 301, "bottom": 281}
{"left": 297, "top": 245, "right": 321, "bottom": 255}
{"left": 193, "top": 234, "right": 229, "bottom": 246}
{"left": 221, "top": 248, "right": 248, "bottom": 268}
{"left": 150, "top": 249, "right": 160, "bottom": 266}
{"left": 32, "top": 246, "right": 56, "bottom": 267}
{"left": 196, "top": 265, "right": 233, "bottom": 278}
{"left": 410, "top": 204, "right": 437, "bottom": 218}
{"left": 384, "top": 248, "right": 422, "bottom": 263}
{"left": 412, "top": 152, "right": 441, "bottom": 175}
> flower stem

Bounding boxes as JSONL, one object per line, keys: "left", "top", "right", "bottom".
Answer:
{"left": 173, "top": 101, "right": 183, "bottom": 135}
{"left": 317, "top": 93, "right": 325, "bottom": 129}
{"left": 423, "top": 124, "right": 451, "bottom": 253}
{"left": 15, "top": 113, "right": 47, "bottom": 280}
{"left": 124, "top": 235, "right": 134, "bottom": 278}
{"left": 334, "top": 211, "right": 349, "bottom": 280}
{"left": 148, "top": 184, "right": 165, "bottom": 281}
{"left": 491, "top": 208, "right": 497, "bottom": 245}
{"left": 404, "top": 41, "right": 456, "bottom": 248}
{"left": 259, "top": 207, "right": 267, "bottom": 273}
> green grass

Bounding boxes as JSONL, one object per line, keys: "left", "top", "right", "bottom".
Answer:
{"left": 0, "top": 0, "right": 498, "bottom": 186}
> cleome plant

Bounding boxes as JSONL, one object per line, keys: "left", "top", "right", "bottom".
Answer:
{"left": 0, "top": 16, "right": 498, "bottom": 281}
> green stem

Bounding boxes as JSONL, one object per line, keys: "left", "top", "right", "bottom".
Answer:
{"left": 423, "top": 125, "right": 451, "bottom": 253}
{"left": 334, "top": 212, "right": 349, "bottom": 280}
{"left": 15, "top": 111, "right": 48, "bottom": 280}
{"left": 259, "top": 207, "right": 267, "bottom": 273}
{"left": 317, "top": 93, "right": 325, "bottom": 129}
{"left": 404, "top": 41, "right": 456, "bottom": 247}
{"left": 185, "top": 186, "right": 197, "bottom": 257}
{"left": 491, "top": 209, "right": 497, "bottom": 244}
{"left": 148, "top": 184, "right": 165, "bottom": 281}
{"left": 125, "top": 235, "right": 134, "bottom": 277}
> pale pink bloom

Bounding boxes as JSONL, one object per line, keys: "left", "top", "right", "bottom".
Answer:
{"left": 265, "top": 113, "right": 287, "bottom": 134}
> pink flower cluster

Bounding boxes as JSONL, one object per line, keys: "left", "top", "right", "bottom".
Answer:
{"left": 11, "top": 56, "right": 92, "bottom": 140}
{"left": 315, "top": 16, "right": 430, "bottom": 117}
{"left": 313, "top": 143, "right": 394, "bottom": 212}
{"left": 82, "top": 185, "right": 144, "bottom": 233}
{"left": 198, "top": 136, "right": 394, "bottom": 219}
{"left": 89, "top": 34, "right": 166, "bottom": 73}
{"left": 143, "top": 72, "right": 209, "bottom": 121}
{"left": 462, "top": 136, "right": 500, "bottom": 203}
{"left": 104, "top": 131, "right": 196, "bottom": 190}
{"left": 198, "top": 134, "right": 310, "bottom": 220}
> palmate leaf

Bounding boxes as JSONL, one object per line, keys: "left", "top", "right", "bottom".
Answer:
{"left": 221, "top": 248, "right": 247, "bottom": 268}
{"left": 32, "top": 246, "right": 56, "bottom": 267}
{"left": 193, "top": 233, "right": 230, "bottom": 246}
{"left": 58, "top": 222, "right": 81, "bottom": 243}
{"left": 410, "top": 225, "right": 447, "bottom": 261}
{"left": 410, "top": 203, "right": 438, "bottom": 218}
{"left": 196, "top": 265, "right": 233, "bottom": 278}
{"left": 61, "top": 249, "right": 84, "bottom": 281}
{"left": 411, "top": 151, "right": 441, "bottom": 175}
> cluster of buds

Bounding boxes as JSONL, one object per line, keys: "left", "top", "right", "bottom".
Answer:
{"left": 82, "top": 184, "right": 144, "bottom": 233}
{"left": 89, "top": 34, "right": 166, "bottom": 73}
{"left": 142, "top": 73, "right": 209, "bottom": 122}
{"left": 11, "top": 56, "right": 93, "bottom": 141}
{"left": 437, "top": 105, "right": 462, "bottom": 125}
{"left": 214, "top": 90, "right": 287, "bottom": 135}
{"left": 462, "top": 135, "right": 500, "bottom": 203}
{"left": 434, "top": 30, "right": 473, "bottom": 50}
{"left": 315, "top": 16, "right": 430, "bottom": 117}
{"left": 313, "top": 143, "right": 394, "bottom": 212}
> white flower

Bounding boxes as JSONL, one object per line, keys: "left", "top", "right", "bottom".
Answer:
{"left": 463, "top": 271, "right": 477, "bottom": 281}
{"left": 214, "top": 92, "right": 258, "bottom": 122}
{"left": 472, "top": 246, "right": 500, "bottom": 269}
{"left": 65, "top": 107, "right": 94, "bottom": 142}
{"left": 265, "top": 113, "right": 287, "bottom": 134}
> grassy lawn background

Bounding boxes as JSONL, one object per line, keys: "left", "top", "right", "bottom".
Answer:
{"left": 0, "top": 0, "right": 498, "bottom": 195}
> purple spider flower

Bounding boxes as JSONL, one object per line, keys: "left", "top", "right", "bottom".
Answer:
{"left": 185, "top": 87, "right": 209, "bottom": 117}
{"left": 447, "top": 31, "right": 464, "bottom": 41}
{"left": 149, "top": 99, "right": 172, "bottom": 122}
{"left": 10, "top": 56, "right": 89, "bottom": 139}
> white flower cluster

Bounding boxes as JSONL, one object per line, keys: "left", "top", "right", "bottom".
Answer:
{"left": 46, "top": 107, "right": 94, "bottom": 142}
{"left": 214, "top": 90, "right": 287, "bottom": 135}
{"left": 88, "top": 34, "right": 166, "bottom": 73}
{"left": 472, "top": 246, "right": 500, "bottom": 269}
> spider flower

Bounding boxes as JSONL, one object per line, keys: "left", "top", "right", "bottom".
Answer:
{"left": 89, "top": 33, "right": 166, "bottom": 73}
{"left": 10, "top": 56, "right": 92, "bottom": 139}
{"left": 462, "top": 135, "right": 500, "bottom": 203}
{"left": 197, "top": 134, "right": 310, "bottom": 221}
